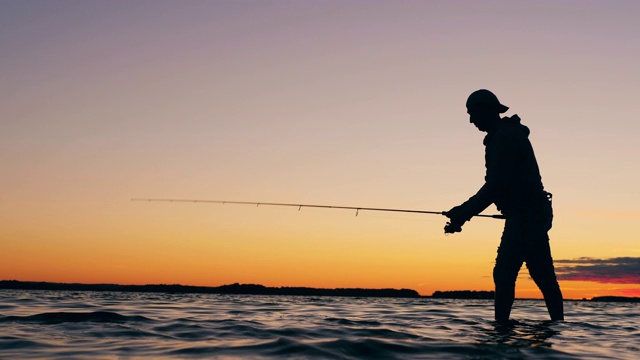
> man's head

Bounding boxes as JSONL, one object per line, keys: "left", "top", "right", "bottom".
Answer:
{"left": 466, "top": 89, "right": 508, "bottom": 132}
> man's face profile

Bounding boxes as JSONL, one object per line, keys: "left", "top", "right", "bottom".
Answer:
{"left": 467, "top": 106, "right": 495, "bottom": 132}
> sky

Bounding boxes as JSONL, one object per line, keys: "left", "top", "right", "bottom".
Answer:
{"left": 1, "top": 0, "right": 639, "bottom": 299}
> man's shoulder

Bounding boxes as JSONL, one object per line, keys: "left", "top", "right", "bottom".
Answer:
{"left": 484, "top": 122, "right": 528, "bottom": 147}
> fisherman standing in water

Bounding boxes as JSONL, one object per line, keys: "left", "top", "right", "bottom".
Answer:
{"left": 444, "top": 89, "right": 564, "bottom": 324}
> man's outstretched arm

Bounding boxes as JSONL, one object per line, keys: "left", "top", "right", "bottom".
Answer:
{"left": 444, "top": 130, "right": 517, "bottom": 233}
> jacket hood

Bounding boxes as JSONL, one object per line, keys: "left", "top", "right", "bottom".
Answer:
{"left": 483, "top": 114, "right": 530, "bottom": 145}
{"left": 502, "top": 114, "right": 530, "bottom": 136}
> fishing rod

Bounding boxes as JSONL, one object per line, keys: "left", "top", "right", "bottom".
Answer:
{"left": 131, "top": 198, "right": 505, "bottom": 219}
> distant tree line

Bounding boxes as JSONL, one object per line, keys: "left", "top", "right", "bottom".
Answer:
{"left": 4, "top": 281, "right": 638, "bottom": 302}
{"left": 0, "top": 281, "right": 420, "bottom": 298}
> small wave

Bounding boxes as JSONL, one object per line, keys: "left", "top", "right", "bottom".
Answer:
{"left": 0, "top": 337, "right": 48, "bottom": 350}
{"left": 168, "top": 337, "right": 340, "bottom": 358}
{"left": 0, "top": 311, "right": 152, "bottom": 324}
{"left": 325, "top": 317, "right": 382, "bottom": 327}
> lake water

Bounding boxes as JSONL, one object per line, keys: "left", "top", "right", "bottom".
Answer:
{"left": 0, "top": 290, "right": 638, "bottom": 359}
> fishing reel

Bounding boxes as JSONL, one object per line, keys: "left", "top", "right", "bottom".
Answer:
{"left": 444, "top": 220, "right": 463, "bottom": 234}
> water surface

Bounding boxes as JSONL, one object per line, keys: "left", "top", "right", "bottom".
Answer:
{"left": 1, "top": 290, "right": 637, "bottom": 359}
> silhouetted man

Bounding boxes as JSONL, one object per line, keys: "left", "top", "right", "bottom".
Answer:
{"left": 444, "top": 89, "right": 564, "bottom": 324}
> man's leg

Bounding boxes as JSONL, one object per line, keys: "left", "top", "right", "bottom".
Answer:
{"left": 526, "top": 240, "right": 564, "bottom": 321}
{"left": 493, "top": 256, "right": 523, "bottom": 323}
{"left": 493, "top": 221, "right": 525, "bottom": 324}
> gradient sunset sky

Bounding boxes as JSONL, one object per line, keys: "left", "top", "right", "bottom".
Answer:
{"left": 2, "top": 1, "right": 639, "bottom": 299}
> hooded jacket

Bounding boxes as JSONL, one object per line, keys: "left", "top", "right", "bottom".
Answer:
{"left": 457, "top": 115, "right": 549, "bottom": 220}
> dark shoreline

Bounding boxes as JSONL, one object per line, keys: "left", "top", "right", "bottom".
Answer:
{"left": 0, "top": 280, "right": 420, "bottom": 298}
{"left": 1, "top": 281, "right": 638, "bottom": 302}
